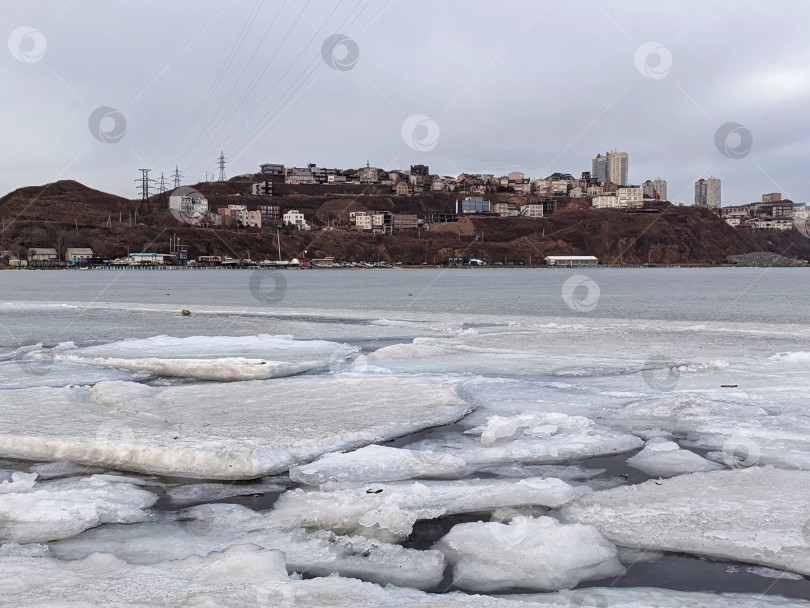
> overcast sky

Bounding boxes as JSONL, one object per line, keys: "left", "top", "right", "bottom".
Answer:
{"left": 2, "top": 0, "right": 808, "bottom": 206}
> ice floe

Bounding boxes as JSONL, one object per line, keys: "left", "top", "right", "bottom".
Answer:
{"left": 290, "top": 444, "right": 467, "bottom": 485}
{"left": 561, "top": 466, "right": 810, "bottom": 575}
{"left": 267, "top": 477, "right": 587, "bottom": 542}
{"left": 0, "top": 473, "right": 156, "bottom": 544}
{"left": 0, "top": 376, "right": 469, "bottom": 479}
{"left": 49, "top": 502, "right": 446, "bottom": 590}
{"left": 433, "top": 515, "right": 624, "bottom": 591}
{"left": 625, "top": 437, "right": 724, "bottom": 477}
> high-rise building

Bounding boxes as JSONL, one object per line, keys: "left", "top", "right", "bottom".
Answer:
{"left": 643, "top": 178, "right": 667, "bottom": 201}
{"left": 591, "top": 150, "right": 628, "bottom": 185}
{"left": 695, "top": 177, "right": 721, "bottom": 209}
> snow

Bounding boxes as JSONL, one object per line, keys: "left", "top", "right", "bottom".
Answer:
{"left": 561, "top": 466, "right": 810, "bottom": 576}
{"left": 267, "top": 477, "right": 587, "bottom": 542}
{"left": 433, "top": 516, "right": 624, "bottom": 592}
{"left": 626, "top": 438, "right": 724, "bottom": 477}
{"left": 49, "top": 502, "right": 446, "bottom": 590}
{"left": 54, "top": 334, "right": 359, "bottom": 381}
{"left": 406, "top": 412, "right": 642, "bottom": 470}
{"left": 0, "top": 473, "right": 156, "bottom": 544}
{"left": 290, "top": 444, "right": 467, "bottom": 485}
{"left": 0, "top": 376, "right": 470, "bottom": 479}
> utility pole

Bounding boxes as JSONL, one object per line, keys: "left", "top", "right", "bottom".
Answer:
{"left": 217, "top": 151, "right": 227, "bottom": 182}
{"left": 171, "top": 166, "right": 183, "bottom": 189}
{"left": 135, "top": 169, "right": 155, "bottom": 214}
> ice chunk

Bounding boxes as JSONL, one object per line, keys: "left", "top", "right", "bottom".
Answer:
{"left": 49, "top": 502, "right": 446, "bottom": 590}
{"left": 0, "top": 474, "right": 156, "bottom": 544}
{"left": 0, "top": 376, "right": 470, "bottom": 479}
{"left": 267, "top": 477, "right": 587, "bottom": 542}
{"left": 408, "top": 412, "right": 642, "bottom": 469}
{"left": 626, "top": 438, "right": 724, "bottom": 477}
{"left": 56, "top": 334, "right": 359, "bottom": 381}
{"left": 433, "top": 516, "right": 624, "bottom": 592}
{"left": 289, "top": 444, "right": 467, "bottom": 485}
{"left": 0, "top": 542, "right": 49, "bottom": 557}
{"left": 29, "top": 459, "right": 106, "bottom": 479}
{"left": 0, "top": 471, "right": 37, "bottom": 493}
{"left": 562, "top": 466, "right": 810, "bottom": 576}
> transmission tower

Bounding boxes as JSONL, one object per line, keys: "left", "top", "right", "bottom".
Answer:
{"left": 217, "top": 151, "right": 227, "bottom": 182}
{"left": 171, "top": 165, "right": 183, "bottom": 189}
{"left": 156, "top": 172, "right": 169, "bottom": 208}
{"left": 135, "top": 169, "right": 155, "bottom": 213}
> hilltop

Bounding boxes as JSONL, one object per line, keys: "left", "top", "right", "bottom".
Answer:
{"left": 1, "top": 178, "right": 809, "bottom": 265}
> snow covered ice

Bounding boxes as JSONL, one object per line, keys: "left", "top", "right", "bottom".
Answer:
{"left": 0, "top": 376, "right": 470, "bottom": 479}
{"left": 268, "top": 476, "right": 587, "bottom": 541}
{"left": 0, "top": 473, "right": 156, "bottom": 544}
{"left": 561, "top": 466, "right": 810, "bottom": 575}
{"left": 433, "top": 515, "right": 625, "bottom": 592}
{"left": 625, "top": 437, "right": 724, "bottom": 477}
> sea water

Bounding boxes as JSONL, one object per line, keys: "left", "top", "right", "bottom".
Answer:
{"left": 1, "top": 268, "right": 810, "bottom": 604}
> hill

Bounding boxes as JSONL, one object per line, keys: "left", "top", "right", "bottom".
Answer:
{"left": 1, "top": 179, "right": 809, "bottom": 265}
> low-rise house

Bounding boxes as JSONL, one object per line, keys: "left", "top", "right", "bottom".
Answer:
{"left": 519, "top": 203, "right": 544, "bottom": 217}
{"left": 28, "top": 248, "right": 59, "bottom": 266}
{"left": 492, "top": 202, "right": 520, "bottom": 217}
{"left": 545, "top": 255, "right": 598, "bottom": 267}
{"left": 456, "top": 195, "right": 491, "bottom": 214}
{"left": 394, "top": 180, "right": 410, "bottom": 195}
{"left": 65, "top": 248, "right": 93, "bottom": 265}
{"left": 283, "top": 210, "right": 310, "bottom": 230}
{"left": 393, "top": 214, "right": 418, "bottom": 231}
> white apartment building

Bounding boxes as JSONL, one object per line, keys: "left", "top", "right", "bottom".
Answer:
{"left": 283, "top": 210, "right": 309, "bottom": 230}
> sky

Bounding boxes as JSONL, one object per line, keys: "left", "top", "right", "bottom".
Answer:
{"left": 2, "top": 0, "right": 809, "bottom": 206}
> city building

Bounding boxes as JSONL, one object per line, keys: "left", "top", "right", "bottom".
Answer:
{"left": 519, "top": 203, "right": 544, "bottom": 217}
{"left": 694, "top": 177, "right": 721, "bottom": 209}
{"left": 251, "top": 181, "right": 273, "bottom": 196}
{"left": 410, "top": 164, "right": 429, "bottom": 186}
{"left": 235, "top": 209, "right": 262, "bottom": 229}
{"left": 492, "top": 202, "right": 520, "bottom": 217}
{"left": 394, "top": 181, "right": 410, "bottom": 195}
{"left": 372, "top": 211, "right": 393, "bottom": 234}
{"left": 393, "top": 214, "right": 419, "bottom": 231}
{"left": 643, "top": 178, "right": 667, "bottom": 201}
{"left": 169, "top": 187, "right": 209, "bottom": 224}
{"left": 259, "top": 163, "right": 285, "bottom": 177}
{"left": 617, "top": 186, "right": 644, "bottom": 207}
{"left": 592, "top": 150, "right": 628, "bottom": 185}
{"left": 762, "top": 192, "right": 782, "bottom": 203}
{"left": 258, "top": 205, "right": 280, "bottom": 221}
{"left": 283, "top": 210, "right": 309, "bottom": 230}
{"left": 28, "top": 248, "right": 59, "bottom": 264}
{"left": 456, "top": 195, "right": 491, "bottom": 214}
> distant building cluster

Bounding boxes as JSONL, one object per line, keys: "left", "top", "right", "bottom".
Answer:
{"left": 720, "top": 192, "right": 804, "bottom": 231}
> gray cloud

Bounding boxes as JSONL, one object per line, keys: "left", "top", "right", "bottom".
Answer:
{"left": 2, "top": 0, "right": 809, "bottom": 205}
